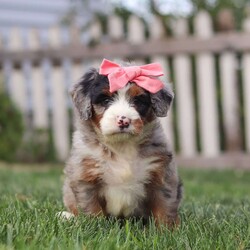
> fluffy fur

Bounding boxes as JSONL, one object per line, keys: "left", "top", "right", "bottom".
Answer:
{"left": 62, "top": 67, "right": 182, "bottom": 228}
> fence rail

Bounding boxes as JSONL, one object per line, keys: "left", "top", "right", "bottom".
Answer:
{"left": 0, "top": 11, "right": 250, "bottom": 164}
{"left": 1, "top": 32, "right": 250, "bottom": 64}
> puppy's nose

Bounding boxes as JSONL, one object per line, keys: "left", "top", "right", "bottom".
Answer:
{"left": 116, "top": 115, "right": 131, "bottom": 128}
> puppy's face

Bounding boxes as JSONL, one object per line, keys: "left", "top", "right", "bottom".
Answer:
{"left": 71, "top": 68, "right": 173, "bottom": 142}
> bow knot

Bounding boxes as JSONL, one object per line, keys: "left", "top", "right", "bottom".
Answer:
{"left": 99, "top": 59, "right": 164, "bottom": 93}
{"left": 126, "top": 66, "right": 142, "bottom": 79}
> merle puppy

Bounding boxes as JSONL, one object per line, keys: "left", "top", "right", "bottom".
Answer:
{"left": 62, "top": 59, "right": 182, "bottom": 228}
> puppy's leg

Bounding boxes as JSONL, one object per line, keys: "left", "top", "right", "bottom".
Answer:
{"left": 150, "top": 190, "right": 180, "bottom": 229}
{"left": 64, "top": 179, "right": 105, "bottom": 216}
{"left": 75, "top": 184, "right": 105, "bottom": 216}
{"left": 63, "top": 178, "right": 79, "bottom": 216}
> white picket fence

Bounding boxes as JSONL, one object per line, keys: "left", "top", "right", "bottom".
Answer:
{"left": 1, "top": 11, "right": 250, "bottom": 165}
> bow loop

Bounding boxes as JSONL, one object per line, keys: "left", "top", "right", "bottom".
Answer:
{"left": 99, "top": 59, "right": 164, "bottom": 93}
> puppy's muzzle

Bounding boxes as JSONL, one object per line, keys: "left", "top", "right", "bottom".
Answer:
{"left": 116, "top": 115, "right": 131, "bottom": 130}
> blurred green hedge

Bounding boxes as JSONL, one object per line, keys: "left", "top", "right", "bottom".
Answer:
{"left": 0, "top": 88, "right": 24, "bottom": 161}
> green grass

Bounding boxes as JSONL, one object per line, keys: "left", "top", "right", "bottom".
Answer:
{"left": 0, "top": 163, "right": 250, "bottom": 250}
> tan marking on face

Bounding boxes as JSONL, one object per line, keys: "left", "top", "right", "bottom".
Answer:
{"left": 131, "top": 118, "right": 143, "bottom": 135}
{"left": 91, "top": 110, "right": 103, "bottom": 129}
{"left": 81, "top": 157, "right": 101, "bottom": 184}
{"left": 127, "top": 84, "right": 145, "bottom": 97}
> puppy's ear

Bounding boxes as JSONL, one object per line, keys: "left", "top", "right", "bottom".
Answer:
{"left": 70, "top": 68, "right": 98, "bottom": 120}
{"left": 151, "top": 85, "right": 174, "bottom": 117}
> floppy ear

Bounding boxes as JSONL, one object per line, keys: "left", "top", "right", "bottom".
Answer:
{"left": 150, "top": 85, "right": 174, "bottom": 117}
{"left": 70, "top": 68, "right": 98, "bottom": 120}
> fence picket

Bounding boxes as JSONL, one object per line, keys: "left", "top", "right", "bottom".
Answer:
{"left": 27, "top": 28, "right": 40, "bottom": 50}
{"left": 90, "top": 19, "right": 102, "bottom": 42}
{"left": 11, "top": 68, "right": 27, "bottom": 113}
{"left": 6, "top": 27, "right": 28, "bottom": 114}
{"left": 149, "top": 16, "right": 166, "bottom": 40}
{"left": 194, "top": 11, "right": 220, "bottom": 156}
{"left": 50, "top": 65, "right": 69, "bottom": 160}
{"left": 22, "top": 60, "right": 33, "bottom": 114}
{"left": 3, "top": 60, "right": 12, "bottom": 94}
{"left": 128, "top": 15, "right": 145, "bottom": 45}
{"left": 69, "top": 25, "right": 80, "bottom": 45}
{"left": 173, "top": 18, "right": 196, "bottom": 156}
{"left": 108, "top": 15, "right": 124, "bottom": 41}
{"left": 220, "top": 52, "right": 240, "bottom": 150}
{"left": 32, "top": 66, "right": 48, "bottom": 128}
{"left": 156, "top": 57, "right": 175, "bottom": 148}
{"left": 8, "top": 27, "right": 23, "bottom": 51}
{"left": 242, "top": 17, "right": 250, "bottom": 152}
{"left": 127, "top": 16, "right": 146, "bottom": 64}
{"left": 48, "top": 26, "right": 61, "bottom": 47}
{"left": 149, "top": 15, "right": 174, "bottom": 148}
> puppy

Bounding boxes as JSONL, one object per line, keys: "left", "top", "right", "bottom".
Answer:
{"left": 62, "top": 60, "right": 182, "bottom": 228}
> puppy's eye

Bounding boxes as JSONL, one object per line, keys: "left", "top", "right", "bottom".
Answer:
{"left": 94, "top": 94, "right": 112, "bottom": 106}
{"left": 100, "top": 98, "right": 110, "bottom": 106}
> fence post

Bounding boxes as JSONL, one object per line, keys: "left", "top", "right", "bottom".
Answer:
{"left": 48, "top": 26, "right": 69, "bottom": 160}
{"left": 28, "top": 29, "right": 49, "bottom": 128}
{"left": 32, "top": 65, "right": 49, "bottom": 128}
{"left": 90, "top": 19, "right": 102, "bottom": 42}
{"left": 108, "top": 15, "right": 124, "bottom": 41}
{"left": 50, "top": 64, "right": 70, "bottom": 161}
{"left": 48, "top": 26, "right": 61, "bottom": 48}
{"left": 69, "top": 25, "right": 80, "bottom": 45}
{"left": 27, "top": 28, "right": 40, "bottom": 50}
{"left": 242, "top": 17, "right": 250, "bottom": 152}
{"left": 24, "top": 28, "right": 48, "bottom": 128}
{"left": 149, "top": 15, "right": 174, "bottom": 148}
{"left": 88, "top": 20, "right": 103, "bottom": 68}
{"left": 194, "top": 11, "right": 220, "bottom": 156}
{"left": 220, "top": 51, "right": 240, "bottom": 150}
{"left": 149, "top": 15, "right": 166, "bottom": 39}
{"left": 172, "top": 18, "right": 196, "bottom": 156}
{"left": 7, "top": 28, "right": 28, "bottom": 114}
{"left": 127, "top": 15, "right": 145, "bottom": 65}
{"left": 128, "top": 15, "right": 145, "bottom": 45}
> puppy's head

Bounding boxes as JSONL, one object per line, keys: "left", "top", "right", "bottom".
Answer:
{"left": 71, "top": 68, "right": 173, "bottom": 142}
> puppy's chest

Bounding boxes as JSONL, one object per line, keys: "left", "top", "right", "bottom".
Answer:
{"left": 102, "top": 152, "right": 152, "bottom": 184}
{"left": 99, "top": 152, "right": 155, "bottom": 217}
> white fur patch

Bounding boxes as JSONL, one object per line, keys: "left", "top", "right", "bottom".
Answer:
{"left": 104, "top": 184, "right": 144, "bottom": 217}
{"left": 99, "top": 144, "right": 157, "bottom": 217}
{"left": 100, "top": 86, "right": 141, "bottom": 136}
{"left": 56, "top": 211, "right": 75, "bottom": 220}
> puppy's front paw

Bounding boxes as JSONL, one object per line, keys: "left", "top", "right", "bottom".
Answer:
{"left": 56, "top": 211, "right": 75, "bottom": 220}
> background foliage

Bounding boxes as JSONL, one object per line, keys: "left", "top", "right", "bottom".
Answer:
{"left": 0, "top": 85, "right": 24, "bottom": 162}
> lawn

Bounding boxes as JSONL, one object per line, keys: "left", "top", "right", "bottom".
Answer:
{"left": 0, "top": 162, "right": 249, "bottom": 250}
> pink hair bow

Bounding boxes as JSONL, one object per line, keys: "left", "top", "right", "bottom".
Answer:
{"left": 99, "top": 59, "right": 164, "bottom": 93}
